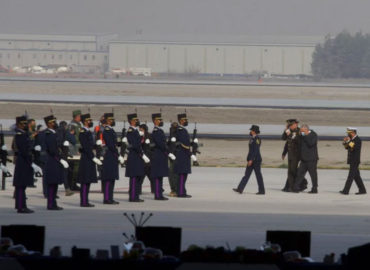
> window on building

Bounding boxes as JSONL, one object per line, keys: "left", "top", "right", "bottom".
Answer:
{"left": 92, "top": 55, "right": 95, "bottom": 61}
{"left": 104, "top": 55, "right": 108, "bottom": 61}
{"left": 51, "top": 55, "right": 55, "bottom": 59}
{"left": 59, "top": 55, "right": 63, "bottom": 60}
{"left": 7, "top": 54, "right": 10, "bottom": 59}
{"left": 33, "top": 54, "right": 36, "bottom": 59}
{"left": 84, "top": 55, "right": 87, "bottom": 61}
{"left": 17, "top": 53, "right": 21, "bottom": 59}
{"left": 70, "top": 55, "right": 73, "bottom": 60}
{"left": 0, "top": 53, "right": 2, "bottom": 58}
{"left": 44, "top": 54, "right": 47, "bottom": 59}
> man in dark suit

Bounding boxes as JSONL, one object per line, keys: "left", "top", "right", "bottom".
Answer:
{"left": 151, "top": 113, "right": 175, "bottom": 200}
{"left": 78, "top": 114, "right": 102, "bottom": 207}
{"left": 13, "top": 116, "right": 40, "bottom": 213}
{"left": 44, "top": 115, "right": 69, "bottom": 210}
{"left": 174, "top": 113, "right": 195, "bottom": 198}
{"left": 293, "top": 124, "right": 319, "bottom": 193}
{"left": 126, "top": 113, "right": 150, "bottom": 202}
{"left": 340, "top": 127, "right": 367, "bottom": 195}
{"left": 101, "top": 113, "right": 120, "bottom": 204}
{"left": 233, "top": 125, "right": 265, "bottom": 195}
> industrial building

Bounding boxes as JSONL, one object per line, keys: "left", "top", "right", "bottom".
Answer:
{"left": 0, "top": 34, "right": 117, "bottom": 73}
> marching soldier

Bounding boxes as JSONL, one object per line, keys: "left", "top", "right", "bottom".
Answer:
{"left": 138, "top": 123, "right": 154, "bottom": 194}
{"left": 281, "top": 119, "right": 307, "bottom": 192}
{"left": 126, "top": 113, "right": 150, "bottom": 202}
{"left": 101, "top": 113, "right": 121, "bottom": 204}
{"left": 78, "top": 114, "right": 102, "bottom": 207}
{"left": 13, "top": 116, "right": 41, "bottom": 213}
{"left": 174, "top": 113, "right": 195, "bottom": 198}
{"left": 44, "top": 115, "right": 69, "bottom": 210}
{"left": 67, "top": 110, "right": 82, "bottom": 191}
{"left": 151, "top": 113, "right": 175, "bottom": 200}
{"left": 168, "top": 122, "right": 179, "bottom": 197}
{"left": 233, "top": 125, "right": 265, "bottom": 195}
{"left": 340, "top": 127, "right": 367, "bottom": 195}
{"left": 293, "top": 124, "right": 319, "bottom": 193}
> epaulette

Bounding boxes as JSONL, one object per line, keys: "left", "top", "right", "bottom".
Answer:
{"left": 105, "top": 127, "right": 111, "bottom": 131}
{"left": 46, "top": 130, "right": 52, "bottom": 134}
{"left": 128, "top": 127, "right": 133, "bottom": 132}
{"left": 80, "top": 128, "right": 85, "bottom": 133}
{"left": 178, "top": 127, "right": 183, "bottom": 130}
{"left": 16, "top": 132, "right": 22, "bottom": 135}
{"left": 256, "top": 138, "right": 261, "bottom": 145}
{"left": 153, "top": 127, "right": 158, "bottom": 131}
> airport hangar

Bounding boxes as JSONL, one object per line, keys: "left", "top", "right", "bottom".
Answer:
{"left": 0, "top": 34, "right": 323, "bottom": 76}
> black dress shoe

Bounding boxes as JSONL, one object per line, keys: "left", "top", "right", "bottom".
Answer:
{"left": 48, "top": 206, "right": 63, "bottom": 210}
{"left": 17, "top": 208, "right": 34, "bottom": 214}
{"left": 339, "top": 190, "right": 349, "bottom": 195}
{"left": 111, "top": 200, "right": 120, "bottom": 204}
{"left": 256, "top": 192, "right": 265, "bottom": 195}
{"left": 356, "top": 191, "right": 367, "bottom": 195}
{"left": 103, "top": 200, "right": 114, "bottom": 204}
{"left": 178, "top": 194, "right": 192, "bottom": 198}
{"left": 56, "top": 195, "right": 60, "bottom": 199}
{"left": 155, "top": 197, "right": 169, "bottom": 201}
{"left": 129, "top": 199, "right": 144, "bottom": 202}
{"left": 80, "top": 203, "right": 95, "bottom": 207}
{"left": 308, "top": 190, "right": 318, "bottom": 194}
{"left": 232, "top": 188, "right": 242, "bottom": 194}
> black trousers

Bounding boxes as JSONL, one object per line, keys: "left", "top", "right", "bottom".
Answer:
{"left": 343, "top": 163, "right": 366, "bottom": 193}
{"left": 138, "top": 166, "right": 154, "bottom": 194}
{"left": 47, "top": 184, "right": 59, "bottom": 209}
{"left": 80, "top": 183, "right": 91, "bottom": 205}
{"left": 153, "top": 177, "right": 164, "bottom": 199}
{"left": 129, "top": 177, "right": 141, "bottom": 201}
{"left": 177, "top": 173, "right": 188, "bottom": 196}
{"left": 168, "top": 160, "right": 178, "bottom": 193}
{"left": 294, "top": 160, "right": 318, "bottom": 191}
{"left": 15, "top": 186, "right": 27, "bottom": 210}
{"left": 237, "top": 162, "right": 265, "bottom": 193}
{"left": 102, "top": 180, "right": 115, "bottom": 202}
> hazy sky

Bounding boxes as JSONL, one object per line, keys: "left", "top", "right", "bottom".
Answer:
{"left": 1, "top": 0, "right": 370, "bottom": 40}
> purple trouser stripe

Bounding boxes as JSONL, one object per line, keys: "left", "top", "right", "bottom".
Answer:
{"left": 105, "top": 182, "right": 109, "bottom": 200}
{"left": 83, "top": 184, "right": 87, "bottom": 204}
{"left": 48, "top": 186, "right": 53, "bottom": 207}
{"left": 132, "top": 177, "right": 136, "bottom": 199}
{"left": 18, "top": 188, "right": 23, "bottom": 209}
{"left": 180, "top": 174, "right": 184, "bottom": 196}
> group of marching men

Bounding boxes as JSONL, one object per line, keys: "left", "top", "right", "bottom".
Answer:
{"left": 1, "top": 111, "right": 198, "bottom": 213}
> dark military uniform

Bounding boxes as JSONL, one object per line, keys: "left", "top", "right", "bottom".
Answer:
{"left": 137, "top": 125, "right": 154, "bottom": 194}
{"left": 78, "top": 125, "right": 98, "bottom": 206}
{"left": 13, "top": 119, "right": 34, "bottom": 213}
{"left": 34, "top": 129, "right": 48, "bottom": 197}
{"left": 151, "top": 114, "right": 169, "bottom": 200}
{"left": 293, "top": 130, "right": 319, "bottom": 193}
{"left": 174, "top": 120, "right": 192, "bottom": 197}
{"left": 44, "top": 125, "right": 65, "bottom": 210}
{"left": 341, "top": 132, "right": 366, "bottom": 194}
{"left": 67, "top": 110, "right": 82, "bottom": 191}
{"left": 126, "top": 125, "right": 145, "bottom": 201}
{"left": 235, "top": 125, "right": 265, "bottom": 194}
{"left": 168, "top": 122, "right": 179, "bottom": 196}
{"left": 101, "top": 124, "right": 119, "bottom": 203}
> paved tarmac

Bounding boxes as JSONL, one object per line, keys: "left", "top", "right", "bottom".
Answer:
{"left": 1, "top": 166, "right": 370, "bottom": 261}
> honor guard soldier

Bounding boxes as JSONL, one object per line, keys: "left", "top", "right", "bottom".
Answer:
{"left": 13, "top": 116, "right": 41, "bottom": 213}
{"left": 44, "top": 115, "right": 69, "bottom": 210}
{"left": 78, "top": 114, "right": 102, "bottom": 207}
{"left": 67, "top": 110, "right": 82, "bottom": 191}
{"left": 340, "top": 127, "right": 367, "bottom": 195}
{"left": 233, "top": 125, "right": 265, "bottom": 195}
{"left": 281, "top": 119, "right": 307, "bottom": 192}
{"left": 151, "top": 113, "right": 175, "bottom": 200}
{"left": 167, "top": 122, "right": 179, "bottom": 197}
{"left": 174, "top": 113, "right": 195, "bottom": 198}
{"left": 138, "top": 123, "right": 154, "bottom": 194}
{"left": 126, "top": 113, "right": 150, "bottom": 202}
{"left": 101, "top": 113, "right": 120, "bottom": 204}
{"left": 293, "top": 124, "right": 319, "bottom": 194}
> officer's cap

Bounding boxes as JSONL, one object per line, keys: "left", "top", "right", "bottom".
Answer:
{"left": 250, "top": 124, "right": 260, "bottom": 134}
{"left": 16, "top": 116, "right": 28, "bottom": 124}
{"left": 177, "top": 113, "right": 187, "bottom": 121}
{"left": 44, "top": 115, "right": 56, "bottom": 125}
{"left": 286, "top": 119, "right": 299, "bottom": 125}
{"left": 152, "top": 113, "right": 162, "bottom": 121}
{"left": 127, "top": 113, "right": 138, "bottom": 122}
{"left": 72, "top": 110, "right": 82, "bottom": 117}
{"left": 104, "top": 113, "right": 114, "bottom": 120}
{"left": 81, "top": 113, "right": 91, "bottom": 123}
{"left": 346, "top": 127, "right": 357, "bottom": 133}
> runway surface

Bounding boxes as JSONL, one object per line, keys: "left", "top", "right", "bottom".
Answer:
{"left": 1, "top": 92, "right": 369, "bottom": 110}
{"left": 1, "top": 166, "right": 370, "bottom": 261}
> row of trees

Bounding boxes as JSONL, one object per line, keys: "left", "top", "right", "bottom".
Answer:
{"left": 311, "top": 31, "right": 370, "bottom": 78}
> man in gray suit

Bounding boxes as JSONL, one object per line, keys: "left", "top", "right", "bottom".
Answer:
{"left": 293, "top": 124, "right": 319, "bottom": 194}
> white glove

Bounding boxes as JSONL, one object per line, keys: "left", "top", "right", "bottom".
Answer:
{"left": 63, "top": 141, "right": 70, "bottom": 147}
{"left": 191, "top": 154, "right": 197, "bottom": 162}
{"left": 285, "top": 129, "right": 291, "bottom": 135}
{"left": 168, "top": 153, "right": 176, "bottom": 161}
{"left": 93, "top": 157, "right": 103, "bottom": 166}
{"left": 118, "top": 155, "right": 125, "bottom": 164}
{"left": 1, "top": 145, "right": 7, "bottom": 151}
{"left": 0, "top": 164, "right": 9, "bottom": 173}
{"left": 171, "top": 137, "right": 176, "bottom": 142}
{"left": 193, "top": 138, "right": 199, "bottom": 144}
{"left": 96, "top": 140, "right": 102, "bottom": 146}
{"left": 31, "top": 163, "right": 42, "bottom": 173}
{"left": 34, "top": 145, "right": 42, "bottom": 152}
{"left": 122, "top": 137, "right": 128, "bottom": 144}
{"left": 99, "top": 156, "right": 104, "bottom": 161}
{"left": 60, "top": 159, "right": 69, "bottom": 169}
{"left": 145, "top": 138, "right": 150, "bottom": 144}
{"left": 142, "top": 154, "right": 150, "bottom": 163}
